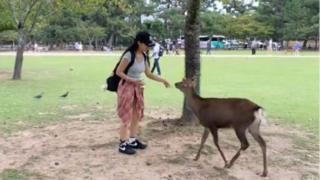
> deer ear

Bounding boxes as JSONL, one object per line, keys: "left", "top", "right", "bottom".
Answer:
{"left": 182, "top": 78, "right": 186, "bottom": 82}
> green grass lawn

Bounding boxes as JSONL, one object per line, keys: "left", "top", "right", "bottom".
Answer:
{"left": 0, "top": 54, "right": 318, "bottom": 136}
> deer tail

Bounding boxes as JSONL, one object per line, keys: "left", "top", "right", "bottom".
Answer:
{"left": 254, "top": 108, "right": 268, "bottom": 126}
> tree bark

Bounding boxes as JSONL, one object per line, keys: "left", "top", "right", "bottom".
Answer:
{"left": 181, "top": 0, "right": 201, "bottom": 123}
{"left": 107, "top": 33, "right": 115, "bottom": 47}
{"left": 302, "top": 40, "right": 308, "bottom": 49}
{"left": 12, "top": 30, "right": 26, "bottom": 80}
{"left": 95, "top": 39, "right": 98, "bottom": 50}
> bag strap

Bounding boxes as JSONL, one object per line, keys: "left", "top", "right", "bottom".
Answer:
{"left": 125, "top": 50, "right": 136, "bottom": 74}
{"left": 113, "top": 50, "right": 148, "bottom": 75}
{"left": 112, "top": 50, "right": 135, "bottom": 74}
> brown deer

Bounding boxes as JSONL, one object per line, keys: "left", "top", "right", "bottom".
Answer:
{"left": 175, "top": 77, "right": 268, "bottom": 177}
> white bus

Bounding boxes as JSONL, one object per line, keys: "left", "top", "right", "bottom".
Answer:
{"left": 179, "top": 35, "right": 211, "bottom": 49}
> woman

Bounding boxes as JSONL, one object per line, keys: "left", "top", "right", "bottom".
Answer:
{"left": 116, "top": 31, "right": 171, "bottom": 155}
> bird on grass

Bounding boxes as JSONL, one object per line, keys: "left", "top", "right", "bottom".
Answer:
{"left": 34, "top": 92, "right": 44, "bottom": 99}
{"left": 60, "top": 91, "right": 69, "bottom": 98}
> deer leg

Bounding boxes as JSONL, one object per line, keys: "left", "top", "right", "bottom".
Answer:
{"left": 226, "top": 128, "right": 249, "bottom": 168}
{"left": 194, "top": 128, "right": 210, "bottom": 161}
{"left": 249, "top": 120, "right": 268, "bottom": 177}
{"left": 210, "top": 127, "right": 228, "bottom": 166}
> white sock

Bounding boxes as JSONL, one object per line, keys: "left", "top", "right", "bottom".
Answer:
{"left": 129, "top": 137, "right": 136, "bottom": 143}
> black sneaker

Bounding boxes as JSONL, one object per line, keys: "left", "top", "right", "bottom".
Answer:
{"left": 119, "top": 142, "right": 136, "bottom": 155}
{"left": 127, "top": 139, "right": 147, "bottom": 149}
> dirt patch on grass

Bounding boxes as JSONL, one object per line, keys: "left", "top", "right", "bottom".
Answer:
{"left": 0, "top": 71, "right": 11, "bottom": 80}
{"left": 0, "top": 109, "right": 318, "bottom": 180}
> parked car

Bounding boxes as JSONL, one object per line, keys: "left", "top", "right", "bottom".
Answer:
{"left": 224, "top": 39, "right": 240, "bottom": 50}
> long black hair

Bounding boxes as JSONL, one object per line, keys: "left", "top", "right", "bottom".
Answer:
{"left": 120, "top": 38, "right": 139, "bottom": 59}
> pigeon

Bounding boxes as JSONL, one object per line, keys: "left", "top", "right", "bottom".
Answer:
{"left": 34, "top": 92, "right": 44, "bottom": 99}
{"left": 60, "top": 91, "right": 69, "bottom": 98}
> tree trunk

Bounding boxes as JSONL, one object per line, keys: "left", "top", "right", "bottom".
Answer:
{"left": 107, "top": 33, "right": 115, "bottom": 47}
{"left": 12, "top": 31, "right": 26, "bottom": 80}
{"left": 95, "top": 39, "right": 98, "bottom": 51}
{"left": 181, "top": 0, "right": 201, "bottom": 123}
{"left": 303, "top": 39, "right": 308, "bottom": 49}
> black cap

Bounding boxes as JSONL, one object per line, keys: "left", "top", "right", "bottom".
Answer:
{"left": 135, "top": 31, "right": 155, "bottom": 47}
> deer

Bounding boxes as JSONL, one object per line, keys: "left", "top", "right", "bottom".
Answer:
{"left": 175, "top": 77, "right": 268, "bottom": 177}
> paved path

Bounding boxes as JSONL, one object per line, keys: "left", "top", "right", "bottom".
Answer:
{"left": 0, "top": 51, "right": 318, "bottom": 58}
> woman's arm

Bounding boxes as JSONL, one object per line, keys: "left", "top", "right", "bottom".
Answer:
{"left": 116, "top": 57, "right": 136, "bottom": 82}
{"left": 145, "top": 63, "right": 170, "bottom": 88}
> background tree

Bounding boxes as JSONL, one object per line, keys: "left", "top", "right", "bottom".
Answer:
{"left": 2, "top": 0, "right": 53, "bottom": 80}
{"left": 200, "top": 11, "right": 226, "bottom": 35}
{"left": 283, "top": 0, "right": 319, "bottom": 48}
{"left": 0, "top": 30, "right": 17, "bottom": 46}
{"left": 255, "top": 0, "right": 288, "bottom": 44}
{"left": 282, "top": 0, "right": 309, "bottom": 40}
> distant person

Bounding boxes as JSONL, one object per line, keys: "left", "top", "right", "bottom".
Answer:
{"left": 75, "top": 42, "right": 83, "bottom": 51}
{"left": 79, "top": 42, "right": 83, "bottom": 51}
{"left": 166, "top": 40, "right": 170, "bottom": 54}
{"left": 206, "top": 38, "right": 212, "bottom": 54}
{"left": 34, "top": 43, "right": 38, "bottom": 52}
{"left": 173, "top": 40, "right": 179, "bottom": 55}
{"left": 251, "top": 39, "right": 258, "bottom": 55}
{"left": 293, "top": 41, "right": 301, "bottom": 56}
{"left": 177, "top": 38, "right": 182, "bottom": 49}
{"left": 268, "top": 39, "right": 273, "bottom": 52}
{"left": 103, "top": 46, "right": 112, "bottom": 53}
{"left": 74, "top": 42, "right": 79, "bottom": 51}
{"left": 161, "top": 40, "right": 168, "bottom": 54}
{"left": 151, "top": 40, "right": 164, "bottom": 76}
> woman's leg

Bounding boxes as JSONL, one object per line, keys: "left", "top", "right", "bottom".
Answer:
{"left": 156, "top": 59, "right": 161, "bottom": 75}
{"left": 120, "top": 122, "right": 130, "bottom": 141}
{"left": 129, "top": 111, "right": 140, "bottom": 137}
{"left": 128, "top": 101, "right": 147, "bottom": 149}
{"left": 151, "top": 59, "right": 157, "bottom": 73}
{"left": 118, "top": 122, "right": 136, "bottom": 155}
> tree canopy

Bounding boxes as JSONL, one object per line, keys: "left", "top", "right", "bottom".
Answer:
{"left": 0, "top": 0, "right": 318, "bottom": 46}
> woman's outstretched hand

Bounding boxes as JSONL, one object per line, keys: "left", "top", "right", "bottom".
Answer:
{"left": 163, "top": 80, "right": 170, "bottom": 88}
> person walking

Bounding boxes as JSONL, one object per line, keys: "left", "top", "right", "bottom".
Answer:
{"left": 206, "top": 38, "right": 212, "bottom": 54}
{"left": 293, "top": 40, "right": 301, "bottom": 56}
{"left": 115, "top": 31, "right": 171, "bottom": 155}
{"left": 251, "top": 39, "right": 258, "bottom": 55}
{"left": 151, "top": 40, "right": 163, "bottom": 76}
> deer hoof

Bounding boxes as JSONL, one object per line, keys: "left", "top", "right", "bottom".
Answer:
{"left": 224, "top": 163, "right": 232, "bottom": 168}
{"left": 256, "top": 172, "right": 267, "bottom": 177}
{"left": 193, "top": 157, "right": 199, "bottom": 161}
{"left": 260, "top": 172, "right": 268, "bottom": 177}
